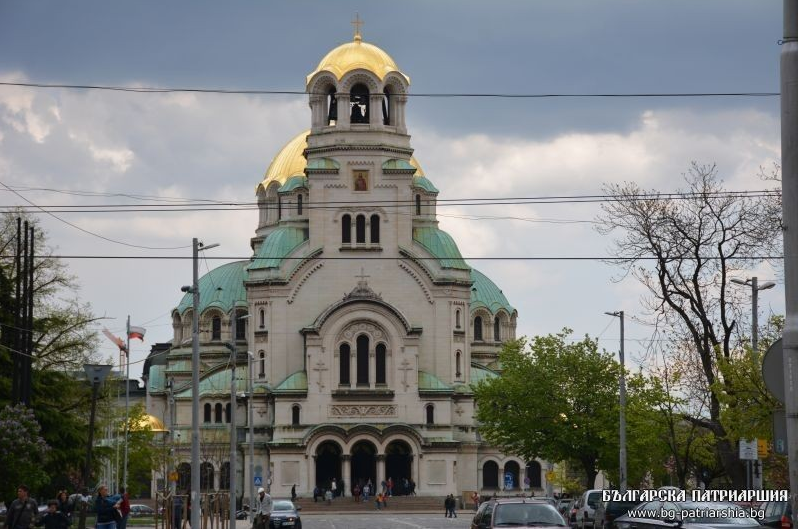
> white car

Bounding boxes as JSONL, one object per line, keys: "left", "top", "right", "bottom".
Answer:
{"left": 576, "top": 490, "right": 604, "bottom": 529}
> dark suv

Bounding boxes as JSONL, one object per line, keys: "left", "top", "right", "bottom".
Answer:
{"left": 593, "top": 499, "right": 640, "bottom": 529}
{"left": 758, "top": 500, "right": 792, "bottom": 529}
{"left": 471, "top": 498, "right": 569, "bottom": 529}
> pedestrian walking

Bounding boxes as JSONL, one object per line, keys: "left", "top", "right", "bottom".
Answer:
{"left": 4, "top": 485, "right": 38, "bottom": 529}
{"left": 339, "top": 479, "right": 345, "bottom": 498}
{"left": 55, "top": 491, "right": 72, "bottom": 524}
{"left": 117, "top": 487, "right": 130, "bottom": 529}
{"left": 375, "top": 493, "right": 382, "bottom": 510}
{"left": 471, "top": 491, "right": 480, "bottom": 511}
{"left": 254, "top": 487, "right": 272, "bottom": 529}
{"left": 362, "top": 483, "right": 370, "bottom": 502}
{"left": 290, "top": 485, "right": 296, "bottom": 503}
{"left": 444, "top": 495, "right": 451, "bottom": 518}
{"left": 324, "top": 489, "right": 332, "bottom": 505}
{"left": 448, "top": 494, "right": 458, "bottom": 518}
{"left": 386, "top": 477, "right": 393, "bottom": 497}
{"left": 330, "top": 478, "right": 337, "bottom": 498}
{"left": 313, "top": 486, "right": 320, "bottom": 503}
{"left": 35, "top": 501, "right": 70, "bottom": 529}
{"left": 353, "top": 485, "right": 361, "bottom": 503}
{"left": 94, "top": 485, "right": 121, "bottom": 529}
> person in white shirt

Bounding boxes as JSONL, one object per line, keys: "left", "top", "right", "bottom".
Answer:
{"left": 253, "top": 488, "right": 272, "bottom": 529}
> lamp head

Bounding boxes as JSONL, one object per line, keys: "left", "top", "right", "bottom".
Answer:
{"left": 760, "top": 281, "right": 776, "bottom": 290}
{"left": 199, "top": 242, "right": 219, "bottom": 251}
{"left": 730, "top": 278, "right": 748, "bottom": 286}
{"left": 181, "top": 285, "right": 192, "bottom": 293}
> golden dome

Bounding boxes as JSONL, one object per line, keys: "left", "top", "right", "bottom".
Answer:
{"left": 307, "top": 38, "right": 409, "bottom": 85}
{"left": 124, "top": 414, "right": 168, "bottom": 432}
{"left": 258, "top": 129, "right": 424, "bottom": 191}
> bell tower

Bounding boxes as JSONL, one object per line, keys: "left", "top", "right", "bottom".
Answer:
{"left": 304, "top": 21, "right": 416, "bottom": 254}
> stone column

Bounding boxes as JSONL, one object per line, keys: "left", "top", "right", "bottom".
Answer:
{"left": 369, "top": 94, "right": 383, "bottom": 128}
{"left": 350, "top": 349, "right": 356, "bottom": 389}
{"left": 369, "top": 349, "right": 376, "bottom": 389}
{"left": 310, "top": 455, "right": 317, "bottom": 491}
{"left": 309, "top": 94, "right": 324, "bottom": 131}
{"left": 337, "top": 94, "right": 351, "bottom": 129}
{"left": 377, "top": 454, "right": 386, "bottom": 488}
{"left": 342, "top": 455, "right": 352, "bottom": 496}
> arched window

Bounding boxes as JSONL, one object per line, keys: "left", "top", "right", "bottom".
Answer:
{"left": 526, "top": 461, "right": 542, "bottom": 488}
{"left": 356, "top": 334, "right": 369, "bottom": 385}
{"left": 382, "top": 86, "right": 391, "bottom": 125}
{"left": 278, "top": 196, "right": 282, "bottom": 220}
{"left": 494, "top": 317, "right": 500, "bottom": 341}
{"left": 297, "top": 194, "right": 303, "bottom": 215}
{"left": 225, "top": 403, "right": 231, "bottom": 424}
{"left": 456, "top": 351, "right": 462, "bottom": 378}
{"left": 370, "top": 214, "right": 380, "bottom": 244}
{"left": 236, "top": 313, "right": 247, "bottom": 341}
{"left": 339, "top": 343, "right": 351, "bottom": 385}
{"left": 327, "top": 87, "right": 337, "bottom": 124}
{"left": 376, "top": 343, "right": 386, "bottom": 384}
{"left": 474, "top": 316, "right": 483, "bottom": 341}
{"left": 342, "top": 214, "right": 352, "bottom": 244}
{"left": 356, "top": 215, "right": 366, "bottom": 243}
{"left": 455, "top": 310, "right": 461, "bottom": 329}
{"left": 425, "top": 404, "right": 434, "bottom": 425}
{"left": 212, "top": 316, "right": 221, "bottom": 341}
{"left": 350, "top": 83, "right": 369, "bottom": 123}
{"left": 259, "top": 351, "right": 265, "bottom": 378}
{"left": 214, "top": 403, "right": 223, "bottom": 423}
{"left": 259, "top": 309, "right": 265, "bottom": 329}
{"left": 483, "top": 461, "right": 499, "bottom": 489}
{"left": 292, "top": 404, "right": 301, "bottom": 426}
{"left": 200, "top": 462, "right": 214, "bottom": 491}
{"left": 204, "top": 403, "right": 212, "bottom": 423}
{"left": 173, "top": 314, "right": 183, "bottom": 343}
{"left": 415, "top": 194, "right": 421, "bottom": 216}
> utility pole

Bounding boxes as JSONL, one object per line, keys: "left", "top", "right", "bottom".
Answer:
{"left": 248, "top": 351, "right": 255, "bottom": 524}
{"left": 781, "top": 0, "right": 798, "bottom": 520}
{"left": 80, "top": 364, "right": 112, "bottom": 529}
{"left": 182, "top": 239, "right": 219, "bottom": 529}
{"left": 228, "top": 315, "right": 238, "bottom": 529}
{"left": 605, "top": 310, "right": 627, "bottom": 492}
{"left": 123, "top": 315, "right": 131, "bottom": 490}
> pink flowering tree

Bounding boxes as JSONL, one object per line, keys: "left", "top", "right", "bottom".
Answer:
{"left": 0, "top": 404, "right": 50, "bottom": 501}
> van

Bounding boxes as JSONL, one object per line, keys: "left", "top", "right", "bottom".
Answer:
{"left": 574, "top": 489, "right": 603, "bottom": 529}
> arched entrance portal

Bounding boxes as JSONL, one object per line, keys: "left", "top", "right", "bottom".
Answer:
{"left": 385, "top": 440, "right": 413, "bottom": 495}
{"left": 315, "top": 441, "right": 342, "bottom": 489}
{"left": 350, "top": 440, "right": 377, "bottom": 489}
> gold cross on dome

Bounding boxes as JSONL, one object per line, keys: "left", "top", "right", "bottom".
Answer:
{"left": 351, "top": 13, "right": 364, "bottom": 41}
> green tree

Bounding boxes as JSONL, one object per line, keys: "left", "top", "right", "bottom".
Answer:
{"left": 473, "top": 331, "right": 667, "bottom": 488}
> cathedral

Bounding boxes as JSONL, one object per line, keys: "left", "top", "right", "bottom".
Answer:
{"left": 144, "top": 26, "right": 549, "bottom": 500}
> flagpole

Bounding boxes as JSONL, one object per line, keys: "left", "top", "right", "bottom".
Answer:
{"left": 123, "top": 315, "right": 130, "bottom": 490}
{"left": 115, "top": 348, "right": 121, "bottom": 495}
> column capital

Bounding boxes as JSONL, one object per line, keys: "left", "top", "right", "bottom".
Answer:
{"left": 341, "top": 454, "right": 351, "bottom": 461}
{"left": 376, "top": 454, "right": 386, "bottom": 461}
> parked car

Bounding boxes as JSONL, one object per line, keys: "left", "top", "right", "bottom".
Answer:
{"left": 471, "top": 498, "right": 567, "bottom": 529}
{"left": 593, "top": 499, "right": 640, "bottom": 529}
{"left": 558, "top": 499, "right": 574, "bottom": 517}
{"left": 615, "top": 500, "right": 760, "bottom": 529}
{"left": 574, "top": 490, "right": 604, "bottom": 529}
{"left": 268, "top": 500, "right": 301, "bottom": 529}
{"left": 758, "top": 500, "right": 792, "bottom": 529}
{"left": 129, "top": 504, "right": 155, "bottom": 518}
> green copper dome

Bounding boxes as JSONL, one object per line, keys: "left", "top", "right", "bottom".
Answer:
{"left": 470, "top": 268, "right": 515, "bottom": 315}
{"left": 176, "top": 260, "right": 248, "bottom": 315}
{"left": 249, "top": 227, "right": 308, "bottom": 271}
{"left": 470, "top": 362, "right": 499, "bottom": 387}
{"left": 412, "top": 227, "right": 469, "bottom": 270}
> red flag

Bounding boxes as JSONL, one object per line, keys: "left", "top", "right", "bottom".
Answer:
{"left": 128, "top": 326, "right": 146, "bottom": 341}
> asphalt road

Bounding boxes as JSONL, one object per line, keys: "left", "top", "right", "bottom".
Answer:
{"left": 235, "top": 514, "right": 472, "bottom": 529}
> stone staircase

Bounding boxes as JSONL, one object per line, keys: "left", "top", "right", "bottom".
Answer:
{"left": 294, "top": 495, "right": 449, "bottom": 513}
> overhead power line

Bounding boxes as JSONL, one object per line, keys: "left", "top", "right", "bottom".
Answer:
{"left": 0, "top": 254, "right": 782, "bottom": 261}
{"left": 0, "top": 81, "right": 780, "bottom": 99}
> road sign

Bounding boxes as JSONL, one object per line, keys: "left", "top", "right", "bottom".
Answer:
{"left": 739, "top": 438, "right": 758, "bottom": 460}
{"left": 757, "top": 439, "right": 769, "bottom": 458}
{"left": 545, "top": 471, "right": 556, "bottom": 482}
{"left": 504, "top": 472, "right": 514, "bottom": 489}
{"left": 254, "top": 476, "right": 263, "bottom": 487}
{"left": 169, "top": 471, "right": 178, "bottom": 483}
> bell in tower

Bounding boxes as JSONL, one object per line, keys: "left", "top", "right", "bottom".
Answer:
{"left": 350, "top": 83, "right": 369, "bottom": 123}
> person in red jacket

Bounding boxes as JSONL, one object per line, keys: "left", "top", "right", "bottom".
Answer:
{"left": 117, "top": 488, "right": 130, "bottom": 529}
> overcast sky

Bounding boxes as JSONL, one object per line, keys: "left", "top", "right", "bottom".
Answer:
{"left": 0, "top": 0, "right": 786, "bottom": 382}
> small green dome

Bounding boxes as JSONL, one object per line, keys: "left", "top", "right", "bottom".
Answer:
{"left": 470, "top": 268, "right": 515, "bottom": 315}
{"left": 412, "top": 227, "right": 469, "bottom": 270}
{"left": 248, "top": 227, "right": 308, "bottom": 271}
{"left": 176, "top": 261, "right": 248, "bottom": 316}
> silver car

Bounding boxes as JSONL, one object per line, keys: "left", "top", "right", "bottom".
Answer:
{"left": 614, "top": 500, "right": 760, "bottom": 529}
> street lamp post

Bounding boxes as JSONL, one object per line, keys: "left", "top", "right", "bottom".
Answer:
{"left": 247, "top": 351, "right": 255, "bottom": 524}
{"left": 731, "top": 277, "right": 776, "bottom": 360}
{"left": 605, "top": 311, "right": 627, "bottom": 493}
{"left": 731, "top": 276, "right": 775, "bottom": 490}
{"left": 181, "top": 239, "right": 219, "bottom": 529}
{"left": 225, "top": 314, "right": 250, "bottom": 529}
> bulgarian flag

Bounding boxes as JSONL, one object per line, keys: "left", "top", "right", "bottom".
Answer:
{"left": 102, "top": 328, "right": 127, "bottom": 353}
{"left": 128, "top": 326, "right": 146, "bottom": 341}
